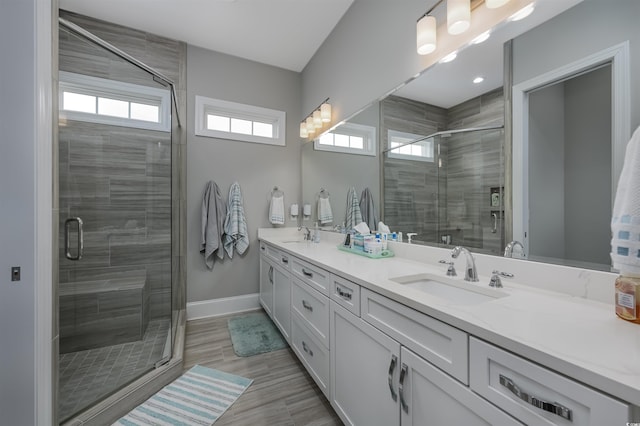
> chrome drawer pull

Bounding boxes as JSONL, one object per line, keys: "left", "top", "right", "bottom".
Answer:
{"left": 302, "top": 341, "right": 313, "bottom": 357}
{"left": 302, "top": 268, "right": 313, "bottom": 278}
{"left": 336, "top": 286, "right": 352, "bottom": 300}
{"left": 388, "top": 355, "right": 398, "bottom": 402}
{"left": 499, "top": 374, "right": 572, "bottom": 421}
{"left": 399, "top": 363, "right": 409, "bottom": 413}
{"left": 302, "top": 300, "right": 313, "bottom": 312}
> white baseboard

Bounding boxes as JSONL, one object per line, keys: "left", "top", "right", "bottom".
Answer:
{"left": 186, "top": 293, "right": 261, "bottom": 321}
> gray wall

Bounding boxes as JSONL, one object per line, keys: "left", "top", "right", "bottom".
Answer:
{"left": 186, "top": 45, "right": 302, "bottom": 303}
{"left": 513, "top": 0, "right": 640, "bottom": 134}
{"left": 1, "top": 0, "right": 38, "bottom": 423}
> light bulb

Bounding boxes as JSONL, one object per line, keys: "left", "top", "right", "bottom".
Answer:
{"left": 313, "top": 110, "right": 322, "bottom": 128}
{"left": 321, "top": 102, "right": 331, "bottom": 122}
{"left": 417, "top": 14, "right": 437, "bottom": 55}
{"left": 447, "top": 0, "right": 470, "bottom": 35}
{"left": 306, "top": 117, "right": 315, "bottom": 135}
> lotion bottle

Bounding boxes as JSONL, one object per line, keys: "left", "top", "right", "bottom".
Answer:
{"left": 615, "top": 271, "right": 640, "bottom": 324}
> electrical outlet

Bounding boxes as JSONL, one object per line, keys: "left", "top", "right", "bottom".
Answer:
{"left": 11, "top": 266, "right": 20, "bottom": 282}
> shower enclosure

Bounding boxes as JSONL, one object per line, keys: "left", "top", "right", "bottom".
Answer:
{"left": 383, "top": 126, "right": 505, "bottom": 255}
{"left": 57, "top": 17, "right": 184, "bottom": 422}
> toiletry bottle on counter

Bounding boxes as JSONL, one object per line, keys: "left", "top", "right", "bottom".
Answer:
{"left": 313, "top": 222, "right": 320, "bottom": 243}
{"left": 615, "top": 272, "right": 640, "bottom": 324}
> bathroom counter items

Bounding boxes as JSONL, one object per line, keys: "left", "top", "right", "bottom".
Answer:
{"left": 258, "top": 227, "right": 640, "bottom": 406}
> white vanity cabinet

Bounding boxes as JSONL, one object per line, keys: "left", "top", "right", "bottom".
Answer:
{"left": 259, "top": 242, "right": 291, "bottom": 342}
{"left": 330, "top": 301, "right": 522, "bottom": 426}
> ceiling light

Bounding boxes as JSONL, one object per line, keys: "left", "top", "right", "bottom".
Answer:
{"left": 440, "top": 51, "right": 458, "bottom": 63}
{"left": 509, "top": 3, "right": 535, "bottom": 21}
{"left": 485, "top": 0, "right": 511, "bottom": 8}
{"left": 417, "top": 14, "right": 437, "bottom": 55}
{"left": 471, "top": 30, "right": 490, "bottom": 44}
{"left": 473, "top": 76, "right": 484, "bottom": 84}
{"left": 447, "top": 0, "right": 471, "bottom": 35}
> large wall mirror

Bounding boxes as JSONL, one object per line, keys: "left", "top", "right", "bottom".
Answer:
{"left": 301, "top": 0, "right": 639, "bottom": 272}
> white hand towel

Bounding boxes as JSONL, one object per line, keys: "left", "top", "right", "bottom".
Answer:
{"left": 611, "top": 125, "right": 640, "bottom": 275}
{"left": 317, "top": 197, "right": 333, "bottom": 224}
{"left": 269, "top": 194, "right": 285, "bottom": 225}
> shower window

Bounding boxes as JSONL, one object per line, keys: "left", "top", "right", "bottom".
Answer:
{"left": 59, "top": 71, "right": 171, "bottom": 132}
{"left": 388, "top": 130, "right": 434, "bottom": 162}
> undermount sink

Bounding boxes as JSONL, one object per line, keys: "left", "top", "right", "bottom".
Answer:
{"left": 389, "top": 273, "right": 508, "bottom": 306}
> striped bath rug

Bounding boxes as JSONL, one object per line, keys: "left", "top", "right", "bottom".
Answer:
{"left": 113, "top": 365, "right": 252, "bottom": 425}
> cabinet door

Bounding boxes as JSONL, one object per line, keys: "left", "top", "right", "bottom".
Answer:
{"left": 400, "top": 347, "right": 523, "bottom": 426}
{"left": 259, "top": 256, "right": 274, "bottom": 316}
{"left": 330, "top": 301, "right": 400, "bottom": 426}
{"left": 272, "top": 264, "right": 291, "bottom": 342}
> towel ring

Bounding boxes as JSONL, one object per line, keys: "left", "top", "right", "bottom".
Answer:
{"left": 270, "top": 186, "right": 284, "bottom": 198}
{"left": 318, "top": 188, "right": 330, "bottom": 199}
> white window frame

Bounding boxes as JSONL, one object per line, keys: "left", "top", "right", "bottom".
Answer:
{"left": 59, "top": 71, "right": 171, "bottom": 132}
{"left": 314, "top": 122, "right": 376, "bottom": 156}
{"left": 195, "top": 95, "right": 286, "bottom": 146}
{"left": 387, "top": 129, "right": 434, "bottom": 162}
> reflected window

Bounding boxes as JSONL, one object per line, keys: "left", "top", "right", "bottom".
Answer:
{"left": 59, "top": 71, "right": 170, "bottom": 132}
{"left": 314, "top": 122, "right": 376, "bottom": 156}
{"left": 388, "top": 130, "right": 434, "bottom": 162}
{"left": 195, "top": 95, "right": 285, "bottom": 146}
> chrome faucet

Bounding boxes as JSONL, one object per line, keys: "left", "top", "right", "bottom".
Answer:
{"left": 451, "top": 246, "right": 479, "bottom": 282}
{"left": 298, "top": 226, "right": 311, "bottom": 241}
{"left": 504, "top": 240, "right": 525, "bottom": 258}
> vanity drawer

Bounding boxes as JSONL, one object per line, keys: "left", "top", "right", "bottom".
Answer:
{"left": 331, "top": 274, "right": 360, "bottom": 316}
{"left": 469, "top": 337, "right": 630, "bottom": 425}
{"left": 291, "top": 278, "right": 330, "bottom": 348}
{"left": 291, "top": 313, "right": 330, "bottom": 398}
{"left": 261, "top": 243, "right": 290, "bottom": 270}
{"left": 361, "top": 288, "right": 468, "bottom": 384}
{"left": 291, "top": 257, "right": 330, "bottom": 296}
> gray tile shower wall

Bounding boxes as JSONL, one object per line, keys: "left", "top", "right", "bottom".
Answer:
{"left": 58, "top": 10, "right": 187, "bottom": 353}
{"left": 382, "top": 88, "right": 504, "bottom": 254}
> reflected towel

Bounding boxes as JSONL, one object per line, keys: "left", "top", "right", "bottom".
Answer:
{"left": 359, "top": 188, "right": 378, "bottom": 231}
{"left": 318, "top": 197, "right": 333, "bottom": 224}
{"left": 611, "top": 125, "right": 640, "bottom": 274}
{"left": 200, "top": 180, "right": 226, "bottom": 270}
{"left": 224, "top": 182, "right": 250, "bottom": 258}
{"left": 345, "top": 187, "right": 363, "bottom": 231}
{"left": 269, "top": 194, "right": 285, "bottom": 225}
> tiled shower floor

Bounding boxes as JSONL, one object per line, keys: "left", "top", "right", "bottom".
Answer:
{"left": 58, "top": 318, "right": 170, "bottom": 421}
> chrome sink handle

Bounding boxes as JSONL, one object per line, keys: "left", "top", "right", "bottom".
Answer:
{"left": 438, "top": 260, "right": 457, "bottom": 277}
{"left": 451, "top": 246, "right": 478, "bottom": 282}
{"left": 490, "top": 270, "right": 513, "bottom": 288}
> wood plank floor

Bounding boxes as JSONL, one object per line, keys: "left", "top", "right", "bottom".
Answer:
{"left": 183, "top": 310, "right": 343, "bottom": 426}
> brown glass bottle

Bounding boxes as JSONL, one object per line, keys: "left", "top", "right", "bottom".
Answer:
{"left": 615, "top": 274, "right": 640, "bottom": 324}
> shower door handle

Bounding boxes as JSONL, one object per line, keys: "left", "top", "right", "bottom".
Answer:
{"left": 64, "top": 217, "right": 84, "bottom": 260}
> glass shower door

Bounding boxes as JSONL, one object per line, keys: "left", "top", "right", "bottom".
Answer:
{"left": 58, "top": 24, "right": 173, "bottom": 421}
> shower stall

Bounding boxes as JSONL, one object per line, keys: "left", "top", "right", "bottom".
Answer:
{"left": 383, "top": 126, "right": 505, "bottom": 255}
{"left": 57, "top": 15, "right": 185, "bottom": 423}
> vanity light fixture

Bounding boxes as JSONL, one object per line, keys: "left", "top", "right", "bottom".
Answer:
{"left": 447, "top": 0, "right": 471, "bottom": 35}
{"left": 300, "top": 98, "right": 331, "bottom": 138}
{"left": 417, "top": 13, "right": 437, "bottom": 55}
{"left": 485, "top": 0, "right": 511, "bottom": 8}
{"left": 509, "top": 3, "right": 535, "bottom": 21}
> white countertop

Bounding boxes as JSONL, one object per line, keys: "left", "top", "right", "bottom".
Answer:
{"left": 259, "top": 228, "right": 640, "bottom": 406}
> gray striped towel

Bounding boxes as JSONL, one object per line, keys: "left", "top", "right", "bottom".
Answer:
{"left": 345, "top": 187, "right": 363, "bottom": 231}
{"left": 224, "top": 182, "right": 249, "bottom": 258}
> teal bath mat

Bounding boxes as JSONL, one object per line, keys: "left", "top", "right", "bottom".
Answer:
{"left": 227, "top": 312, "right": 288, "bottom": 357}
{"left": 113, "top": 364, "right": 252, "bottom": 425}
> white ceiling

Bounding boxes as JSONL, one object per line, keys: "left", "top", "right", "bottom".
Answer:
{"left": 59, "top": 0, "right": 354, "bottom": 72}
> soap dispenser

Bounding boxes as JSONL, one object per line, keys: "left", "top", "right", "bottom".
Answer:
{"left": 313, "top": 222, "right": 321, "bottom": 243}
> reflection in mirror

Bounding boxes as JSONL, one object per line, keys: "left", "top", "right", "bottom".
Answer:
{"left": 301, "top": 0, "right": 638, "bottom": 272}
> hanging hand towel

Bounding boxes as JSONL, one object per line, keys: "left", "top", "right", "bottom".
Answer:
{"left": 269, "top": 193, "right": 285, "bottom": 225}
{"left": 318, "top": 197, "right": 333, "bottom": 224}
{"left": 345, "top": 187, "right": 363, "bottom": 231}
{"left": 359, "top": 187, "right": 378, "bottom": 232}
{"left": 200, "top": 180, "right": 227, "bottom": 270}
{"left": 224, "top": 182, "right": 250, "bottom": 259}
{"left": 611, "top": 125, "right": 640, "bottom": 274}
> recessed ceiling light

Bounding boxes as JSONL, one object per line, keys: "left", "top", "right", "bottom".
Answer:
{"left": 471, "top": 31, "right": 491, "bottom": 45}
{"left": 510, "top": 4, "right": 535, "bottom": 21}
{"left": 440, "top": 51, "right": 458, "bottom": 64}
{"left": 473, "top": 76, "right": 484, "bottom": 84}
